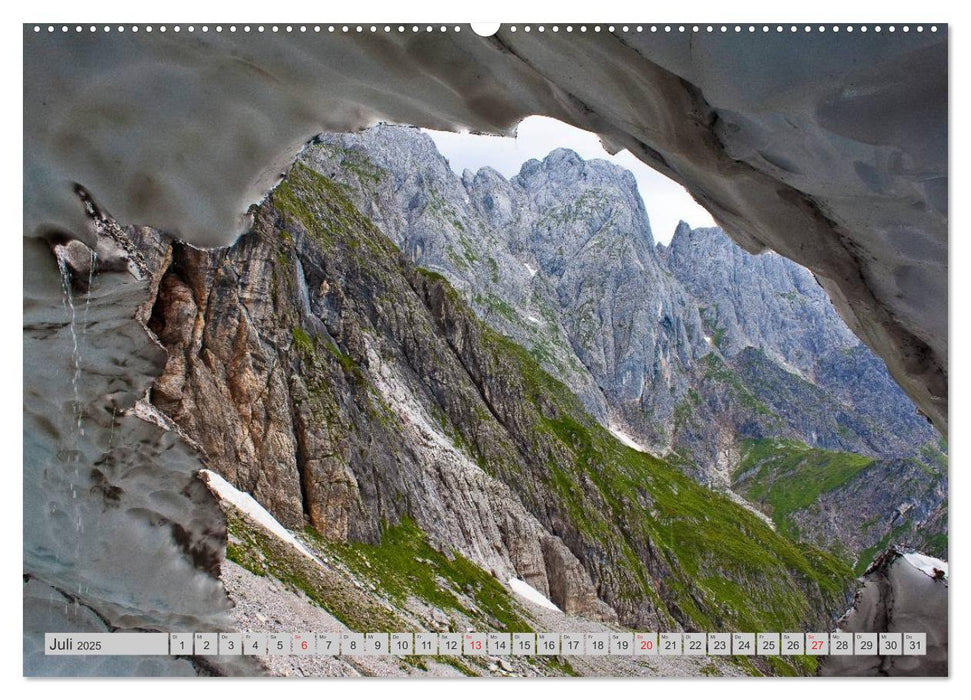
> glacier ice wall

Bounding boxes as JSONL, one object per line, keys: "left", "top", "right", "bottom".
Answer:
{"left": 23, "top": 26, "right": 947, "bottom": 434}
{"left": 820, "top": 549, "right": 947, "bottom": 676}
{"left": 23, "top": 230, "right": 260, "bottom": 676}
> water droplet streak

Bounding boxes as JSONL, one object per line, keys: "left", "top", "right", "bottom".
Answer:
{"left": 55, "top": 248, "right": 85, "bottom": 438}
{"left": 82, "top": 249, "right": 97, "bottom": 334}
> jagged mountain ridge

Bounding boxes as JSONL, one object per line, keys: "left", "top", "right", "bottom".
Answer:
{"left": 300, "top": 125, "right": 944, "bottom": 563}
{"left": 303, "top": 127, "right": 710, "bottom": 451}
{"left": 138, "top": 160, "right": 853, "bottom": 637}
{"left": 662, "top": 224, "right": 936, "bottom": 458}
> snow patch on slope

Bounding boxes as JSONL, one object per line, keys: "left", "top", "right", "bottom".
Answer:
{"left": 608, "top": 424, "right": 647, "bottom": 453}
{"left": 200, "top": 469, "right": 320, "bottom": 563}
{"left": 508, "top": 578, "right": 560, "bottom": 611}
{"left": 903, "top": 552, "right": 948, "bottom": 580}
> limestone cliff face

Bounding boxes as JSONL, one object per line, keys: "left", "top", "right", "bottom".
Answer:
{"left": 306, "top": 126, "right": 710, "bottom": 450}
{"left": 142, "top": 174, "right": 608, "bottom": 621}
{"left": 663, "top": 223, "right": 859, "bottom": 374}
{"left": 663, "top": 225, "right": 936, "bottom": 459}
{"left": 137, "top": 161, "right": 853, "bottom": 632}
{"left": 305, "top": 126, "right": 940, "bottom": 458}
{"left": 662, "top": 227, "right": 946, "bottom": 564}
{"left": 299, "top": 126, "right": 945, "bottom": 565}
{"left": 504, "top": 150, "right": 710, "bottom": 448}
{"left": 300, "top": 127, "right": 614, "bottom": 427}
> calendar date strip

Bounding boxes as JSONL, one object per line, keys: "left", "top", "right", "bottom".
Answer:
{"left": 45, "top": 631, "right": 926, "bottom": 657}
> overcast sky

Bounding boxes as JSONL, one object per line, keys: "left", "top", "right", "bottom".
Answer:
{"left": 424, "top": 115, "right": 716, "bottom": 245}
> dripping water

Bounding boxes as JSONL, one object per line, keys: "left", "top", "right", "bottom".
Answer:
{"left": 55, "top": 247, "right": 87, "bottom": 571}
{"left": 77, "top": 253, "right": 95, "bottom": 561}
{"left": 55, "top": 249, "right": 84, "bottom": 440}
{"left": 82, "top": 249, "right": 96, "bottom": 334}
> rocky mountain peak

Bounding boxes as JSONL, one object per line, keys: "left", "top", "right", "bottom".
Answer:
{"left": 295, "top": 125, "right": 943, "bottom": 565}
{"left": 671, "top": 219, "right": 694, "bottom": 242}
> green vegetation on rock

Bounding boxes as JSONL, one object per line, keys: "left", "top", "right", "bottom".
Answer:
{"left": 418, "top": 273, "right": 853, "bottom": 636}
{"left": 733, "top": 438, "right": 874, "bottom": 539}
{"left": 273, "top": 161, "right": 398, "bottom": 259}
{"left": 264, "top": 159, "right": 854, "bottom": 660}
{"left": 225, "top": 507, "right": 403, "bottom": 632}
{"left": 311, "top": 142, "right": 386, "bottom": 187}
{"left": 700, "top": 353, "right": 775, "bottom": 417}
{"left": 307, "top": 517, "right": 533, "bottom": 632}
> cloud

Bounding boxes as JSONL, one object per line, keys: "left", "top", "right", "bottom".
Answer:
{"left": 424, "top": 115, "right": 716, "bottom": 244}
